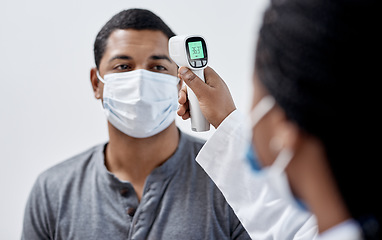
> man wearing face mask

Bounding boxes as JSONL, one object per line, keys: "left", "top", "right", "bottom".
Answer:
{"left": 21, "top": 8, "right": 251, "bottom": 240}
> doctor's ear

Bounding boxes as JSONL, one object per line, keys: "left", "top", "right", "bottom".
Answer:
{"left": 90, "top": 67, "right": 103, "bottom": 100}
{"left": 271, "top": 119, "right": 300, "bottom": 154}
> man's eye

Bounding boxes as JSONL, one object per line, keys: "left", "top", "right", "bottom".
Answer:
{"left": 153, "top": 65, "right": 167, "bottom": 71}
{"left": 116, "top": 65, "right": 130, "bottom": 70}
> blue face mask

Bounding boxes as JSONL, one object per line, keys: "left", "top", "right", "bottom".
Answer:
{"left": 246, "top": 144, "right": 262, "bottom": 171}
{"left": 247, "top": 96, "right": 309, "bottom": 212}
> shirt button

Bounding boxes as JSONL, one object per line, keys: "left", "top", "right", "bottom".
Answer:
{"left": 126, "top": 207, "right": 136, "bottom": 217}
{"left": 120, "top": 188, "right": 129, "bottom": 196}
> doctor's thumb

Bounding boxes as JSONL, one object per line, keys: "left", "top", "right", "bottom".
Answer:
{"left": 178, "top": 66, "right": 209, "bottom": 99}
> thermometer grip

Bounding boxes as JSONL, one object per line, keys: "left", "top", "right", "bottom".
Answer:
{"left": 187, "top": 69, "right": 210, "bottom": 132}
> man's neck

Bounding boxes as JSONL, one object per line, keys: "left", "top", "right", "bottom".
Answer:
{"left": 104, "top": 122, "right": 180, "bottom": 199}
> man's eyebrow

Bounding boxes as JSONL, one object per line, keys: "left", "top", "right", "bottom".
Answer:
{"left": 108, "top": 55, "right": 132, "bottom": 63}
{"left": 150, "top": 54, "right": 172, "bottom": 63}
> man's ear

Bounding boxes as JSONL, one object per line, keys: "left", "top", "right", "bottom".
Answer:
{"left": 90, "top": 67, "right": 103, "bottom": 99}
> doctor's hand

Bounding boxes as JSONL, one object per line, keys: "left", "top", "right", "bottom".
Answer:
{"left": 177, "top": 66, "right": 236, "bottom": 128}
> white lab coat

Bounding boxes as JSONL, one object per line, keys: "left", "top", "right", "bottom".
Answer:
{"left": 317, "top": 219, "right": 363, "bottom": 240}
{"left": 196, "top": 110, "right": 319, "bottom": 240}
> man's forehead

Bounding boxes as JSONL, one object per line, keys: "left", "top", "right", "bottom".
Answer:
{"left": 107, "top": 29, "right": 169, "bottom": 49}
{"left": 102, "top": 29, "right": 169, "bottom": 59}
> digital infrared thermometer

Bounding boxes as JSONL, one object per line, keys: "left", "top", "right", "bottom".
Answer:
{"left": 169, "top": 35, "right": 210, "bottom": 132}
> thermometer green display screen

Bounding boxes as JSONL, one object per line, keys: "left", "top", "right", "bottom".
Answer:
{"left": 188, "top": 41, "right": 204, "bottom": 59}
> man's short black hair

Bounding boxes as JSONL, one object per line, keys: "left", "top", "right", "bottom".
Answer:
{"left": 93, "top": 8, "right": 176, "bottom": 68}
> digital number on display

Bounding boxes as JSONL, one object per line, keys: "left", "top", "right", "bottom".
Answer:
{"left": 188, "top": 41, "right": 204, "bottom": 59}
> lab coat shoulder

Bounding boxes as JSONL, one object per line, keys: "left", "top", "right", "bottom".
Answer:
{"left": 196, "top": 109, "right": 318, "bottom": 240}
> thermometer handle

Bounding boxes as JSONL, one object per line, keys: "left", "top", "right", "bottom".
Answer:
{"left": 187, "top": 69, "right": 210, "bottom": 132}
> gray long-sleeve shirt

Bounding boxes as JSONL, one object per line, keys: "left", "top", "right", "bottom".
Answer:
{"left": 22, "top": 130, "right": 251, "bottom": 240}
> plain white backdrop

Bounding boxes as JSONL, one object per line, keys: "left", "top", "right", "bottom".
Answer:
{"left": 0, "top": 0, "right": 269, "bottom": 238}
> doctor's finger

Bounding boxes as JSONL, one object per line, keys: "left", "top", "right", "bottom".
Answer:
{"left": 178, "top": 66, "right": 209, "bottom": 100}
{"left": 177, "top": 101, "right": 190, "bottom": 120}
{"left": 178, "top": 85, "right": 188, "bottom": 105}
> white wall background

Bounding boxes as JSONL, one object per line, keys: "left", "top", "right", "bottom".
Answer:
{"left": 0, "top": 0, "right": 269, "bottom": 238}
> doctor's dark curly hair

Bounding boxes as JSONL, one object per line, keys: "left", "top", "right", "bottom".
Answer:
{"left": 255, "top": 0, "right": 380, "bottom": 239}
{"left": 93, "top": 8, "right": 175, "bottom": 69}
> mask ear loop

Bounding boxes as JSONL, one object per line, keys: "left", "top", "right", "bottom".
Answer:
{"left": 248, "top": 95, "right": 276, "bottom": 170}
{"left": 96, "top": 71, "right": 105, "bottom": 83}
{"left": 250, "top": 95, "right": 294, "bottom": 173}
{"left": 250, "top": 95, "right": 276, "bottom": 129}
{"left": 270, "top": 148, "right": 294, "bottom": 174}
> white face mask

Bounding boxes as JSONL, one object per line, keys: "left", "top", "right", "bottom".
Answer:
{"left": 247, "top": 95, "right": 308, "bottom": 211}
{"left": 97, "top": 69, "right": 179, "bottom": 138}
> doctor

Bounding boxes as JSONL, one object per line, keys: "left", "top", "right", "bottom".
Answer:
{"left": 179, "top": 66, "right": 318, "bottom": 240}
{"left": 177, "top": 0, "right": 380, "bottom": 239}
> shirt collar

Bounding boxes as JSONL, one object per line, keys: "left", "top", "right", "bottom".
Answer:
{"left": 95, "top": 129, "right": 188, "bottom": 188}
